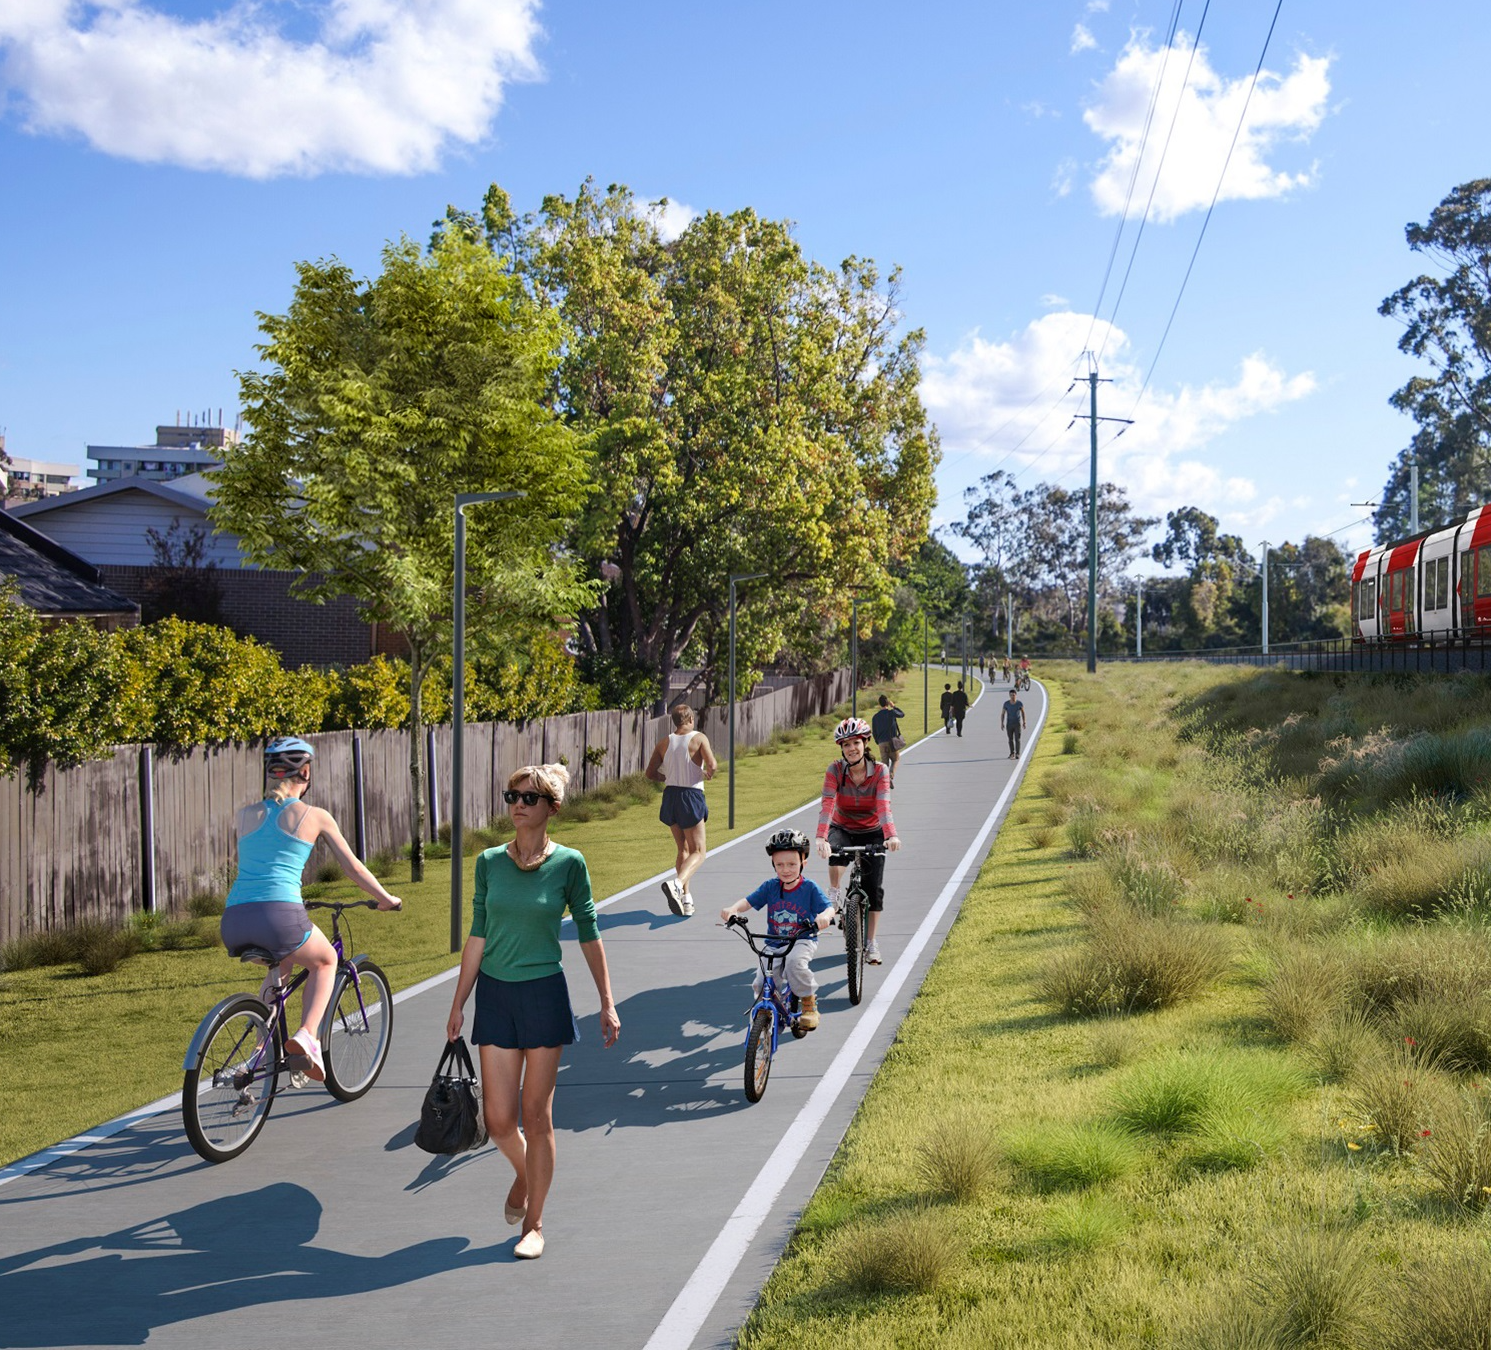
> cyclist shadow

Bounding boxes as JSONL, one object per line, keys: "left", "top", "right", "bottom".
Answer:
{"left": 596, "top": 908, "right": 693, "bottom": 933}
{"left": 552, "top": 956, "right": 851, "bottom": 1133}
{"left": 0, "top": 1181, "right": 505, "bottom": 1347}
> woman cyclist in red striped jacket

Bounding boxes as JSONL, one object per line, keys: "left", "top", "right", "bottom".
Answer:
{"left": 815, "top": 717, "right": 901, "bottom": 965}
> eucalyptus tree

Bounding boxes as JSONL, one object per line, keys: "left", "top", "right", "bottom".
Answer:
{"left": 214, "top": 230, "right": 593, "bottom": 878}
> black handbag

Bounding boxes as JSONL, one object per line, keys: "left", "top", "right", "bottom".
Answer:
{"left": 414, "top": 1037, "right": 488, "bottom": 1155}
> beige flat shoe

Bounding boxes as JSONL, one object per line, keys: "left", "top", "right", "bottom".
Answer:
{"left": 514, "top": 1229, "right": 545, "bottom": 1260}
{"left": 504, "top": 1200, "right": 526, "bottom": 1225}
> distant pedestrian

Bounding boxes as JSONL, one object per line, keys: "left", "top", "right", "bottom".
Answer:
{"left": 950, "top": 680, "right": 970, "bottom": 737}
{"left": 1001, "top": 689, "right": 1026, "bottom": 758}
{"left": 939, "top": 683, "right": 954, "bottom": 734}
{"left": 1001, "top": 657, "right": 1012, "bottom": 684}
{"left": 871, "top": 694, "right": 906, "bottom": 788}
{"left": 645, "top": 703, "right": 717, "bottom": 917}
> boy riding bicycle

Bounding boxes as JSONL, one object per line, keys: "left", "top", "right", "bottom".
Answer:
{"left": 719, "top": 829, "right": 832, "bottom": 1030}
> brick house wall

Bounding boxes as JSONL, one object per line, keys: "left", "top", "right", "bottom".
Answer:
{"left": 99, "top": 565, "right": 376, "bottom": 667}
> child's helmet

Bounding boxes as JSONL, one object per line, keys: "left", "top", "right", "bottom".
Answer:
{"left": 765, "top": 828, "right": 811, "bottom": 859}
{"left": 264, "top": 735, "right": 315, "bottom": 778}
{"left": 833, "top": 717, "right": 872, "bottom": 744}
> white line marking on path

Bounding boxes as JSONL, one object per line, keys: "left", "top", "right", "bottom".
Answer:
{"left": 0, "top": 673, "right": 996, "bottom": 1192}
{"left": 643, "top": 682, "right": 1046, "bottom": 1350}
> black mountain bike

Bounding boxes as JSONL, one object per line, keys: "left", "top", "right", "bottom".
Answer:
{"left": 832, "top": 844, "right": 885, "bottom": 1006}
{"left": 182, "top": 901, "right": 395, "bottom": 1163}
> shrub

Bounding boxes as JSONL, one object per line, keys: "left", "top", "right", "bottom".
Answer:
{"left": 1067, "top": 806, "right": 1102, "bottom": 859}
{"left": 74, "top": 921, "right": 142, "bottom": 976}
{"left": 1242, "top": 1227, "right": 1380, "bottom": 1350}
{"left": 0, "top": 926, "right": 78, "bottom": 972}
{"left": 1386, "top": 1250, "right": 1491, "bottom": 1350}
{"left": 1262, "top": 944, "right": 1349, "bottom": 1044}
{"left": 1416, "top": 1087, "right": 1491, "bottom": 1211}
{"left": 1038, "top": 1194, "right": 1127, "bottom": 1252}
{"left": 914, "top": 1114, "right": 999, "bottom": 1202}
{"left": 367, "top": 849, "right": 399, "bottom": 879}
{"left": 1107, "top": 845, "right": 1186, "bottom": 915}
{"left": 188, "top": 892, "right": 226, "bottom": 918}
{"left": 1029, "top": 825, "right": 1057, "bottom": 850}
{"left": 1005, "top": 1121, "right": 1143, "bottom": 1190}
{"left": 838, "top": 1208, "right": 959, "bottom": 1295}
{"left": 313, "top": 859, "right": 342, "bottom": 885}
{"left": 1304, "top": 1012, "right": 1379, "bottom": 1084}
{"left": 1062, "top": 731, "right": 1080, "bottom": 755}
{"left": 1344, "top": 1041, "right": 1452, "bottom": 1155}
{"left": 1388, "top": 992, "right": 1491, "bottom": 1072}
{"left": 1042, "top": 908, "right": 1231, "bottom": 1016}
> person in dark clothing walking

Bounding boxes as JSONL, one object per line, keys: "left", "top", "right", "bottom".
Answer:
{"left": 871, "top": 694, "right": 906, "bottom": 788}
{"left": 1001, "top": 689, "right": 1026, "bottom": 758}
{"left": 949, "top": 680, "right": 970, "bottom": 736}
{"left": 939, "top": 683, "right": 954, "bottom": 734}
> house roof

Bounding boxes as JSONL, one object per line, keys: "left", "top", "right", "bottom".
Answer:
{"left": 8, "top": 473, "right": 214, "bottom": 519}
{"left": 0, "top": 510, "right": 140, "bottom": 617}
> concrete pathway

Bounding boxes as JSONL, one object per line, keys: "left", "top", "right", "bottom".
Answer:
{"left": 0, "top": 673, "right": 1046, "bottom": 1350}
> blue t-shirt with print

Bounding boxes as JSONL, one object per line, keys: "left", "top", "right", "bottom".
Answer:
{"left": 745, "top": 876, "right": 832, "bottom": 941}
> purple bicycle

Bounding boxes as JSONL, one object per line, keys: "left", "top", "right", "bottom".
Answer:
{"left": 182, "top": 900, "right": 394, "bottom": 1163}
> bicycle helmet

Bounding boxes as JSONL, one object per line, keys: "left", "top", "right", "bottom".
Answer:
{"left": 765, "top": 828, "right": 811, "bottom": 859}
{"left": 264, "top": 735, "right": 315, "bottom": 778}
{"left": 833, "top": 717, "right": 873, "bottom": 744}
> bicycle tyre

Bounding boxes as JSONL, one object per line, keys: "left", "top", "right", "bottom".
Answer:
{"left": 844, "top": 889, "right": 866, "bottom": 1006}
{"left": 183, "top": 996, "right": 278, "bottom": 1163}
{"left": 744, "top": 1008, "right": 774, "bottom": 1103}
{"left": 322, "top": 958, "right": 393, "bottom": 1102}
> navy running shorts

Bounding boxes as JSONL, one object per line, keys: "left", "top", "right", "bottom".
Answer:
{"left": 473, "top": 970, "right": 579, "bottom": 1050}
{"left": 659, "top": 785, "right": 708, "bottom": 829}
{"left": 220, "top": 901, "right": 313, "bottom": 964}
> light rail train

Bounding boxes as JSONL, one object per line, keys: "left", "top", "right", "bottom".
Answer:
{"left": 1352, "top": 504, "right": 1491, "bottom": 642}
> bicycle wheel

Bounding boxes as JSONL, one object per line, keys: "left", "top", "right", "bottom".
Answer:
{"left": 322, "top": 958, "right": 393, "bottom": 1102}
{"left": 744, "top": 1008, "right": 774, "bottom": 1103}
{"left": 843, "top": 888, "right": 867, "bottom": 1006}
{"left": 183, "top": 997, "right": 278, "bottom": 1163}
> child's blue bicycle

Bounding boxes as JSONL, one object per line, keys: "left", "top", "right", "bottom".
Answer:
{"left": 724, "top": 916, "right": 816, "bottom": 1103}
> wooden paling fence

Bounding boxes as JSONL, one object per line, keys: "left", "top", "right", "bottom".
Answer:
{"left": 1, "top": 670, "right": 852, "bottom": 940}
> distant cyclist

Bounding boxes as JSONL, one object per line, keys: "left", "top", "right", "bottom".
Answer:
{"left": 220, "top": 737, "right": 402, "bottom": 1082}
{"left": 815, "top": 717, "right": 901, "bottom": 965}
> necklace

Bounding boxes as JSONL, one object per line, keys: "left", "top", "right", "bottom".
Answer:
{"left": 508, "top": 837, "right": 553, "bottom": 871}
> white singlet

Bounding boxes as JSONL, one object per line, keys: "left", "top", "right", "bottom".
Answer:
{"left": 663, "top": 732, "right": 705, "bottom": 788}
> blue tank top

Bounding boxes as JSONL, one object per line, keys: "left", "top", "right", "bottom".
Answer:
{"left": 224, "top": 799, "right": 314, "bottom": 907}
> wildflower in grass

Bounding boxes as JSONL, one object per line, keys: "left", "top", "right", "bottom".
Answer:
{"left": 1422, "top": 1128, "right": 1433, "bottom": 1138}
{"left": 1405, "top": 1037, "right": 1418, "bottom": 1047}
{"left": 1347, "top": 1141, "right": 1361, "bottom": 1150}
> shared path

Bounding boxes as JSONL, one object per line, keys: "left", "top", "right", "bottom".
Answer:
{"left": 0, "top": 676, "right": 1047, "bottom": 1350}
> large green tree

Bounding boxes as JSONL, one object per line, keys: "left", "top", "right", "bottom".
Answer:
{"left": 1150, "top": 507, "right": 1256, "bottom": 646}
{"left": 1377, "top": 179, "right": 1491, "bottom": 540}
{"left": 214, "top": 230, "right": 593, "bottom": 878}
{"left": 443, "top": 182, "right": 939, "bottom": 707}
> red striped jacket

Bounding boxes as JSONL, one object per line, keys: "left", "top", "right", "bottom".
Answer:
{"left": 816, "top": 759, "right": 895, "bottom": 838}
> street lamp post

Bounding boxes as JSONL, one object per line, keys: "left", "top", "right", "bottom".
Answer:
{"left": 850, "top": 593, "right": 868, "bottom": 718}
{"left": 728, "top": 571, "right": 767, "bottom": 830}
{"left": 923, "top": 611, "right": 929, "bottom": 736}
{"left": 1260, "top": 541, "right": 1270, "bottom": 657}
{"left": 450, "top": 490, "right": 524, "bottom": 953}
{"left": 1136, "top": 577, "right": 1144, "bottom": 660}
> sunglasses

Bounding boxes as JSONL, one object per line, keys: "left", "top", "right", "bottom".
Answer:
{"left": 502, "top": 789, "right": 553, "bottom": 807}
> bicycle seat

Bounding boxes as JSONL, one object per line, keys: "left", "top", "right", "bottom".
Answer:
{"left": 235, "top": 946, "right": 278, "bottom": 966}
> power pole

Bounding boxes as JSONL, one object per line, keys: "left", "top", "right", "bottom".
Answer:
{"left": 1260, "top": 541, "right": 1270, "bottom": 656}
{"left": 1073, "top": 357, "right": 1133, "bottom": 674}
{"left": 1410, "top": 456, "right": 1419, "bottom": 534}
{"left": 1136, "top": 576, "right": 1144, "bottom": 659}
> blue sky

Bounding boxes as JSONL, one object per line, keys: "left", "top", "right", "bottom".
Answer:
{"left": 2, "top": 0, "right": 1487, "bottom": 570}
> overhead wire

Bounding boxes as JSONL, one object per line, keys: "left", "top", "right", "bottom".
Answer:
{"left": 1127, "top": 0, "right": 1287, "bottom": 418}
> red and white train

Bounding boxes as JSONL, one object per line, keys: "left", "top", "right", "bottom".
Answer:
{"left": 1352, "top": 504, "right": 1491, "bottom": 642}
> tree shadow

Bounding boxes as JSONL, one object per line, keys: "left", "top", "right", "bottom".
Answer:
{"left": 0, "top": 1181, "right": 507, "bottom": 1346}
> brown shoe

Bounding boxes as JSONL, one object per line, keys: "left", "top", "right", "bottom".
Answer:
{"left": 798, "top": 995, "right": 820, "bottom": 1031}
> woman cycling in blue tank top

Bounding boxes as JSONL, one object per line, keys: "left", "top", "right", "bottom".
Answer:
{"left": 221, "top": 737, "right": 402, "bottom": 1082}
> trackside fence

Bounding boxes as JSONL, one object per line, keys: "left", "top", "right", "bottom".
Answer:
{"left": 1, "top": 669, "right": 852, "bottom": 941}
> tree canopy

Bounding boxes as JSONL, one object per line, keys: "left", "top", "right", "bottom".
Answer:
{"left": 213, "top": 229, "right": 593, "bottom": 875}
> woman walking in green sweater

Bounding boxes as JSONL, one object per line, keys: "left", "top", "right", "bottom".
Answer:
{"left": 446, "top": 763, "right": 621, "bottom": 1260}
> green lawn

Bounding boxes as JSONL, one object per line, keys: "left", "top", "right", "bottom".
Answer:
{"left": 0, "top": 664, "right": 978, "bottom": 1168}
{"left": 740, "top": 662, "right": 1491, "bottom": 1350}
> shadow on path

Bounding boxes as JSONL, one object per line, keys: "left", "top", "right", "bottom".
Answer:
{"left": 0, "top": 1182, "right": 506, "bottom": 1346}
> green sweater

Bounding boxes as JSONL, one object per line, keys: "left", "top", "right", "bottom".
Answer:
{"left": 471, "top": 844, "right": 601, "bottom": 983}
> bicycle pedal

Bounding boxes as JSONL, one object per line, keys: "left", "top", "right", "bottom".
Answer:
{"left": 289, "top": 1070, "right": 311, "bottom": 1090}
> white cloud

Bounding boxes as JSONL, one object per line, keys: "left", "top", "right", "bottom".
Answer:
{"left": 1021, "top": 99, "right": 1059, "bottom": 119}
{"left": 0, "top": 0, "right": 543, "bottom": 177}
{"left": 646, "top": 197, "right": 698, "bottom": 243}
{"left": 1051, "top": 156, "right": 1077, "bottom": 197}
{"left": 1085, "top": 32, "right": 1331, "bottom": 221}
{"left": 921, "top": 312, "right": 1316, "bottom": 534}
{"left": 1087, "top": 0, "right": 1111, "bottom": 11}
{"left": 1040, "top": 293, "right": 1069, "bottom": 309}
{"left": 1070, "top": 23, "right": 1097, "bottom": 54}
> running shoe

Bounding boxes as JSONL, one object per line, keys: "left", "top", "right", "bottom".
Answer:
{"left": 681, "top": 889, "right": 696, "bottom": 917}
{"left": 661, "top": 878, "right": 686, "bottom": 916}
{"left": 285, "top": 1032, "right": 325, "bottom": 1083}
{"left": 866, "top": 940, "right": 883, "bottom": 965}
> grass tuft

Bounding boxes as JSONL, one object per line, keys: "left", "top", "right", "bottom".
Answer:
{"left": 1416, "top": 1086, "right": 1491, "bottom": 1210}
{"left": 1037, "top": 1193, "right": 1127, "bottom": 1252}
{"left": 837, "top": 1208, "right": 959, "bottom": 1295}
{"left": 1344, "top": 1041, "right": 1452, "bottom": 1155}
{"left": 914, "top": 1114, "right": 999, "bottom": 1202}
{"left": 1005, "top": 1121, "right": 1143, "bottom": 1190}
{"left": 1387, "top": 1250, "right": 1491, "bottom": 1350}
{"left": 1243, "top": 1227, "right": 1381, "bottom": 1350}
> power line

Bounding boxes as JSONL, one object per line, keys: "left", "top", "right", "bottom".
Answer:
{"left": 1127, "top": 0, "right": 1287, "bottom": 417}
{"left": 1096, "top": 0, "right": 1213, "bottom": 368}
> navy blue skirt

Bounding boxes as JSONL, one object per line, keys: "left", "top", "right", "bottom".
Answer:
{"left": 473, "top": 970, "right": 579, "bottom": 1050}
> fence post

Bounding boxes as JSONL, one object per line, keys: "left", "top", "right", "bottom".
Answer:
{"left": 352, "top": 734, "right": 367, "bottom": 861}
{"left": 427, "top": 726, "right": 440, "bottom": 842}
{"left": 139, "top": 746, "right": 156, "bottom": 915}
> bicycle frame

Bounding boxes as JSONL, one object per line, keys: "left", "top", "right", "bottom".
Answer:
{"left": 726, "top": 919, "right": 814, "bottom": 1052}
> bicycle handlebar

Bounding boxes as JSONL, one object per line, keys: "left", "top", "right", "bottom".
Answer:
{"left": 305, "top": 900, "right": 380, "bottom": 912}
{"left": 828, "top": 844, "right": 886, "bottom": 857}
{"left": 724, "top": 914, "right": 818, "bottom": 957}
